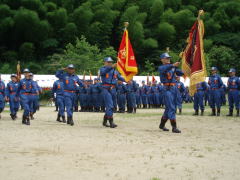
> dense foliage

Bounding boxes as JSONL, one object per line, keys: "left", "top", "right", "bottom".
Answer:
{"left": 0, "top": 0, "right": 239, "bottom": 76}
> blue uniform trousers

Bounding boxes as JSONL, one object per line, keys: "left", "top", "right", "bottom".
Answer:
{"left": 64, "top": 92, "right": 75, "bottom": 117}
{"left": 30, "top": 95, "right": 39, "bottom": 113}
{"left": 117, "top": 93, "right": 126, "bottom": 111}
{"left": 0, "top": 94, "right": 5, "bottom": 112}
{"left": 162, "top": 86, "right": 177, "bottom": 120}
{"left": 56, "top": 95, "right": 65, "bottom": 116}
{"left": 9, "top": 94, "right": 19, "bottom": 115}
{"left": 141, "top": 95, "right": 147, "bottom": 105}
{"left": 209, "top": 89, "right": 221, "bottom": 108}
{"left": 194, "top": 91, "right": 205, "bottom": 110}
{"left": 20, "top": 94, "right": 32, "bottom": 116}
{"left": 228, "top": 90, "right": 239, "bottom": 110}
{"left": 126, "top": 92, "right": 136, "bottom": 108}
{"left": 101, "top": 88, "right": 113, "bottom": 118}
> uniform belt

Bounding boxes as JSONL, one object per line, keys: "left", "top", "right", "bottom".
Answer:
{"left": 10, "top": 92, "right": 16, "bottom": 94}
{"left": 64, "top": 90, "right": 76, "bottom": 93}
{"left": 163, "top": 83, "right": 176, "bottom": 86}
{"left": 31, "top": 93, "right": 38, "bottom": 95}
{"left": 103, "top": 84, "right": 115, "bottom": 88}
{"left": 22, "top": 93, "right": 31, "bottom": 95}
{"left": 229, "top": 88, "right": 238, "bottom": 91}
{"left": 197, "top": 90, "right": 204, "bottom": 91}
{"left": 211, "top": 88, "right": 219, "bottom": 90}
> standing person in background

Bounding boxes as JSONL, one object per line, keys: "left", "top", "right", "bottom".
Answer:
{"left": 135, "top": 83, "right": 141, "bottom": 109}
{"left": 116, "top": 80, "right": 127, "bottom": 113}
{"left": 150, "top": 80, "right": 160, "bottom": 108}
{"left": 220, "top": 84, "right": 227, "bottom": 106}
{"left": 227, "top": 68, "right": 240, "bottom": 116}
{"left": 147, "top": 82, "right": 152, "bottom": 108}
{"left": 140, "top": 81, "right": 148, "bottom": 109}
{"left": 208, "top": 67, "right": 223, "bottom": 116}
{"left": 0, "top": 75, "right": 5, "bottom": 119}
{"left": 175, "top": 76, "right": 185, "bottom": 114}
{"left": 52, "top": 78, "right": 65, "bottom": 123}
{"left": 100, "top": 57, "right": 125, "bottom": 128}
{"left": 204, "top": 84, "right": 210, "bottom": 106}
{"left": 56, "top": 64, "right": 84, "bottom": 126}
{"left": 5, "top": 74, "right": 19, "bottom": 120}
{"left": 158, "top": 53, "right": 184, "bottom": 133}
{"left": 126, "top": 80, "right": 138, "bottom": 113}
{"left": 29, "top": 73, "right": 41, "bottom": 120}
{"left": 193, "top": 81, "right": 208, "bottom": 116}
{"left": 90, "top": 78, "right": 101, "bottom": 112}
{"left": 79, "top": 80, "right": 87, "bottom": 112}
{"left": 16, "top": 69, "right": 38, "bottom": 125}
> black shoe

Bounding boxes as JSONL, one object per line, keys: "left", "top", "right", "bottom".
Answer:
{"left": 193, "top": 110, "right": 199, "bottom": 116}
{"left": 10, "top": 114, "right": 15, "bottom": 120}
{"left": 69, "top": 116, "right": 74, "bottom": 126}
{"left": 179, "top": 108, "right": 182, "bottom": 114}
{"left": 56, "top": 114, "right": 62, "bottom": 122}
{"left": 200, "top": 110, "right": 204, "bottom": 116}
{"left": 237, "top": 109, "right": 240, "bottom": 117}
{"left": 227, "top": 109, "right": 233, "bottom": 116}
{"left": 159, "top": 117, "right": 169, "bottom": 131}
{"left": 109, "top": 118, "right": 117, "bottom": 128}
{"left": 30, "top": 113, "right": 34, "bottom": 120}
{"left": 172, "top": 128, "right": 181, "bottom": 133}
{"left": 22, "top": 115, "right": 26, "bottom": 124}
{"left": 217, "top": 108, "right": 221, "bottom": 116}
{"left": 67, "top": 117, "right": 70, "bottom": 124}
{"left": 170, "top": 120, "right": 181, "bottom": 133}
{"left": 211, "top": 108, "right": 216, "bottom": 116}
{"left": 62, "top": 116, "right": 66, "bottom": 123}
{"left": 26, "top": 116, "right": 30, "bottom": 125}
{"left": 102, "top": 116, "right": 110, "bottom": 127}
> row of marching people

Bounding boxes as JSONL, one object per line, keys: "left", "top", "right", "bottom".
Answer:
{"left": 0, "top": 69, "right": 42, "bottom": 124}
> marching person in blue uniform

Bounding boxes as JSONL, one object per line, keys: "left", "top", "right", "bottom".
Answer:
{"left": 52, "top": 78, "right": 66, "bottom": 123}
{"left": 100, "top": 57, "right": 125, "bottom": 128}
{"left": 193, "top": 81, "right": 208, "bottom": 115}
{"left": 5, "top": 74, "right": 20, "bottom": 120}
{"left": 126, "top": 80, "right": 138, "bottom": 113}
{"left": 208, "top": 67, "right": 224, "bottom": 116}
{"left": 116, "top": 80, "right": 127, "bottom": 113}
{"left": 29, "top": 73, "right": 42, "bottom": 120}
{"left": 0, "top": 75, "right": 6, "bottom": 119}
{"left": 158, "top": 53, "right": 183, "bottom": 133}
{"left": 175, "top": 76, "right": 185, "bottom": 114}
{"left": 227, "top": 68, "right": 240, "bottom": 116}
{"left": 90, "top": 78, "right": 101, "bottom": 112}
{"left": 140, "top": 81, "right": 148, "bottom": 108}
{"left": 16, "top": 69, "right": 38, "bottom": 125}
{"left": 56, "top": 64, "right": 84, "bottom": 126}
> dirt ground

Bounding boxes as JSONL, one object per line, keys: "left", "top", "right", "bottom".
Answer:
{"left": 0, "top": 105, "right": 239, "bottom": 180}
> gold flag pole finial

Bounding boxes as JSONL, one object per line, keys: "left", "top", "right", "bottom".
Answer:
{"left": 166, "top": 47, "right": 170, "bottom": 53}
{"left": 197, "top": 10, "right": 204, "bottom": 20}
{"left": 124, "top": 22, "right": 129, "bottom": 29}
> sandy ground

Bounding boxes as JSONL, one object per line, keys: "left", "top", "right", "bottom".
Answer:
{"left": 0, "top": 105, "right": 240, "bottom": 180}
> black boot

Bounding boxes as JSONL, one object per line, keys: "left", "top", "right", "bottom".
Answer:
{"left": 74, "top": 106, "right": 78, "bottom": 112}
{"left": 193, "top": 110, "right": 199, "bottom": 116}
{"left": 30, "top": 112, "right": 34, "bottom": 120}
{"left": 102, "top": 116, "right": 110, "bottom": 127}
{"left": 22, "top": 115, "right": 26, "bottom": 124}
{"left": 227, "top": 109, "right": 233, "bottom": 116}
{"left": 26, "top": 116, "right": 30, "bottom": 125}
{"left": 67, "top": 117, "right": 70, "bottom": 124}
{"left": 109, "top": 117, "right": 117, "bottom": 128}
{"left": 133, "top": 108, "right": 136, "bottom": 113}
{"left": 10, "top": 114, "right": 15, "bottom": 120}
{"left": 237, "top": 109, "right": 240, "bottom": 117}
{"left": 159, "top": 117, "right": 169, "bottom": 131}
{"left": 170, "top": 120, "right": 181, "bottom": 133}
{"left": 56, "top": 114, "right": 61, "bottom": 122}
{"left": 62, "top": 116, "right": 66, "bottom": 123}
{"left": 179, "top": 108, "right": 182, "bottom": 114}
{"left": 69, "top": 116, "right": 74, "bottom": 126}
{"left": 217, "top": 108, "right": 221, "bottom": 116}
{"left": 211, "top": 108, "right": 216, "bottom": 116}
{"left": 200, "top": 109, "right": 204, "bottom": 116}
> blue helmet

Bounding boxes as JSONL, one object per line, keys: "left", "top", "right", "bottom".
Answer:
{"left": 23, "top": 68, "right": 30, "bottom": 73}
{"left": 211, "top": 67, "right": 217, "bottom": 71}
{"left": 104, "top": 57, "right": 113, "bottom": 62}
{"left": 67, "top": 64, "right": 75, "bottom": 69}
{"left": 229, "top": 68, "right": 236, "bottom": 73}
{"left": 160, "top": 53, "right": 171, "bottom": 59}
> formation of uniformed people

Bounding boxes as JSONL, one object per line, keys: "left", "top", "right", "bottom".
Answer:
{"left": 0, "top": 53, "right": 239, "bottom": 132}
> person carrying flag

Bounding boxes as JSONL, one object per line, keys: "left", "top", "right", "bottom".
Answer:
{"left": 158, "top": 53, "right": 183, "bottom": 133}
{"left": 100, "top": 57, "right": 125, "bottom": 128}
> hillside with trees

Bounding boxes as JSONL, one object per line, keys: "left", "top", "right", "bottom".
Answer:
{"left": 0, "top": 0, "right": 239, "bottom": 76}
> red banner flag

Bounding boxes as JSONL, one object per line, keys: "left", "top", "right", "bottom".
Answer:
{"left": 181, "top": 10, "right": 207, "bottom": 96}
{"left": 152, "top": 74, "right": 156, "bottom": 83}
{"left": 117, "top": 28, "right": 138, "bottom": 82}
